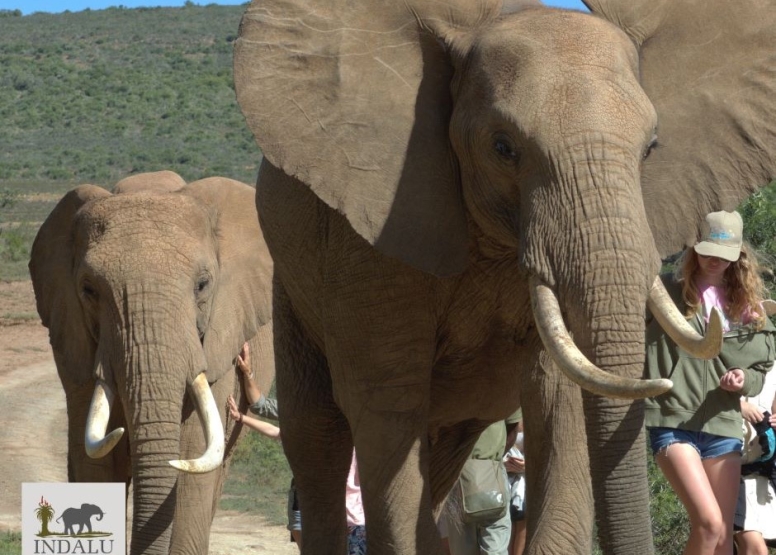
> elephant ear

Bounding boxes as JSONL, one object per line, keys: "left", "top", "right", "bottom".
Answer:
{"left": 29, "top": 185, "right": 111, "bottom": 386}
{"left": 234, "top": 0, "right": 502, "bottom": 276}
{"left": 181, "top": 178, "right": 273, "bottom": 377}
{"left": 583, "top": 0, "right": 776, "bottom": 257}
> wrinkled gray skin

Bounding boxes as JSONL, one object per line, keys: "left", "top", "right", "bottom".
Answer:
{"left": 29, "top": 173, "right": 274, "bottom": 555}
{"left": 233, "top": 0, "right": 776, "bottom": 553}
{"left": 57, "top": 503, "right": 104, "bottom": 535}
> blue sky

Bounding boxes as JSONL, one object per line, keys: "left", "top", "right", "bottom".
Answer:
{"left": 2, "top": 0, "right": 587, "bottom": 16}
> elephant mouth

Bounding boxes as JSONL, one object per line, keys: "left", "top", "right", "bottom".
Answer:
{"left": 84, "top": 373, "right": 225, "bottom": 473}
{"left": 529, "top": 275, "right": 723, "bottom": 399}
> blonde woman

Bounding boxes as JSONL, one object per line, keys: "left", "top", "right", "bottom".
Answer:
{"left": 645, "top": 210, "right": 776, "bottom": 555}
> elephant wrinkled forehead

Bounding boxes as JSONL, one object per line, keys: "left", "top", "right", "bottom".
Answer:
{"left": 476, "top": 10, "right": 639, "bottom": 86}
{"left": 79, "top": 192, "right": 210, "bottom": 235}
{"left": 74, "top": 193, "right": 216, "bottom": 266}
{"left": 465, "top": 9, "right": 650, "bottom": 137}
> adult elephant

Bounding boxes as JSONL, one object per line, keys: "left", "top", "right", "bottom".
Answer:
{"left": 233, "top": 0, "right": 776, "bottom": 553}
{"left": 29, "top": 173, "right": 274, "bottom": 555}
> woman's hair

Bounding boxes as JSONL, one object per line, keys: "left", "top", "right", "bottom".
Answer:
{"left": 675, "top": 243, "right": 768, "bottom": 330}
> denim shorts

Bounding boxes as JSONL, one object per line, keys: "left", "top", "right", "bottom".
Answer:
{"left": 648, "top": 427, "right": 743, "bottom": 459}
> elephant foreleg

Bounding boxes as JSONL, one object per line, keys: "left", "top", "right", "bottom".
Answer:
{"left": 523, "top": 351, "right": 593, "bottom": 555}
{"left": 320, "top": 281, "right": 443, "bottom": 554}
{"left": 274, "top": 283, "right": 353, "bottom": 555}
{"left": 352, "top": 407, "right": 441, "bottom": 555}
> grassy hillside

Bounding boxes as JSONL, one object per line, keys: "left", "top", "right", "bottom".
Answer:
{"left": 0, "top": 4, "right": 259, "bottom": 185}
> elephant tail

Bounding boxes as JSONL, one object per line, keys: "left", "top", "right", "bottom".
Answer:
{"left": 56, "top": 515, "right": 63, "bottom": 523}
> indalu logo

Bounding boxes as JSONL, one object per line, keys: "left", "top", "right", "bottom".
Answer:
{"left": 22, "top": 483, "right": 125, "bottom": 555}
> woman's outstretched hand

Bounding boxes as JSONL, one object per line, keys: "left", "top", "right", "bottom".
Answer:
{"left": 227, "top": 394, "right": 242, "bottom": 422}
{"left": 236, "top": 342, "right": 252, "bottom": 379}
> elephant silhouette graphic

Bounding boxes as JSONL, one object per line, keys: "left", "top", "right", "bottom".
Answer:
{"left": 56, "top": 503, "right": 105, "bottom": 535}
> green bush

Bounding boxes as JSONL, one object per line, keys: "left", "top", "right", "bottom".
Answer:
{"left": 0, "top": 531, "right": 21, "bottom": 555}
{"left": 739, "top": 180, "right": 776, "bottom": 295}
{"left": 0, "top": 228, "right": 28, "bottom": 263}
{"left": 0, "top": 188, "right": 16, "bottom": 208}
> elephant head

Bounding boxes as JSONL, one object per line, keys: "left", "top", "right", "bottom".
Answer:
{"left": 29, "top": 173, "right": 274, "bottom": 555}
{"left": 234, "top": 0, "right": 776, "bottom": 552}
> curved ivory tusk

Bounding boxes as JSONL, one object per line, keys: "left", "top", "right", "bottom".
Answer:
{"left": 168, "top": 373, "right": 225, "bottom": 473}
{"left": 85, "top": 379, "right": 125, "bottom": 459}
{"left": 647, "top": 277, "right": 723, "bottom": 359}
{"left": 530, "top": 277, "right": 672, "bottom": 399}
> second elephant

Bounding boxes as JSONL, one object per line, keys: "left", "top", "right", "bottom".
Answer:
{"left": 30, "top": 173, "right": 274, "bottom": 555}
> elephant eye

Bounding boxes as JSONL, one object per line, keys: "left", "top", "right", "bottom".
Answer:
{"left": 643, "top": 135, "right": 658, "bottom": 160}
{"left": 197, "top": 278, "right": 210, "bottom": 293}
{"left": 494, "top": 137, "right": 519, "bottom": 163}
{"left": 81, "top": 281, "right": 98, "bottom": 301}
{"left": 196, "top": 275, "right": 211, "bottom": 294}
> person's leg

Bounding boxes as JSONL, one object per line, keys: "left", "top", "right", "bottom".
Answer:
{"left": 702, "top": 453, "right": 743, "bottom": 555}
{"left": 347, "top": 525, "right": 367, "bottom": 555}
{"left": 287, "top": 481, "right": 303, "bottom": 552}
{"left": 478, "top": 508, "right": 511, "bottom": 555}
{"left": 509, "top": 519, "right": 526, "bottom": 555}
{"left": 438, "top": 508, "right": 452, "bottom": 555}
{"left": 508, "top": 520, "right": 516, "bottom": 555}
{"left": 655, "top": 443, "right": 723, "bottom": 555}
{"left": 445, "top": 510, "right": 478, "bottom": 555}
{"left": 734, "top": 531, "right": 769, "bottom": 555}
{"left": 291, "top": 530, "right": 302, "bottom": 552}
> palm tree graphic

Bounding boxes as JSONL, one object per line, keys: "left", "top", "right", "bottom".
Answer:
{"left": 35, "top": 496, "right": 55, "bottom": 536}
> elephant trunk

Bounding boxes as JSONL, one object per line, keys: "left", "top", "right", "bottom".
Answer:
{"left": 113, "top": 290, "right": 213, "bottom": 555}
{"left": 129, "top": 418, "right": 183, "bottom": 555}
{"left": 522, "top": 157, "right": 662, "bottom": 553}
{"left": 579, "top": 319, "right": 653, "bottom": 554}
{"left": 568, "top": 232, "right": 655, "bottom": 554}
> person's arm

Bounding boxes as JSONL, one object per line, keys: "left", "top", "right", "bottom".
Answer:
{"left": 740, "top": 398, "right": 764, "bottom": 424}
{"left": 227, "top": 394, "right": 281, "bottom": 440}
{"left": 770, "top": 388, "right": 776, "bottom": 430}
{"left": 236, "top": 343, "right": 263, "bottom": 405}
{"left": 235, "top": 342, "right": 281, "bottom": 420}
{"left": 240, "top": 415, "right": 281, "bottom": 440}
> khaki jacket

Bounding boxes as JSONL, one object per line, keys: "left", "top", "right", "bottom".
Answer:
{"left": 644, "top": 277, "right": 776, "bottom": 439}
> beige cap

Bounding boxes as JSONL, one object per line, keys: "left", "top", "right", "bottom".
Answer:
{"left": 693, "top": 210, "right": 743, "bottom": 262}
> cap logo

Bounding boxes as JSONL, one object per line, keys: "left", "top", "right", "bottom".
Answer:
{"left": 709, "top": 230, "right": 734, "bottom": 240}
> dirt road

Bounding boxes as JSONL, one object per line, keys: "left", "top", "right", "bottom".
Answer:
{"left": 0, "top": 281, "right": 296, "bottom": 554}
